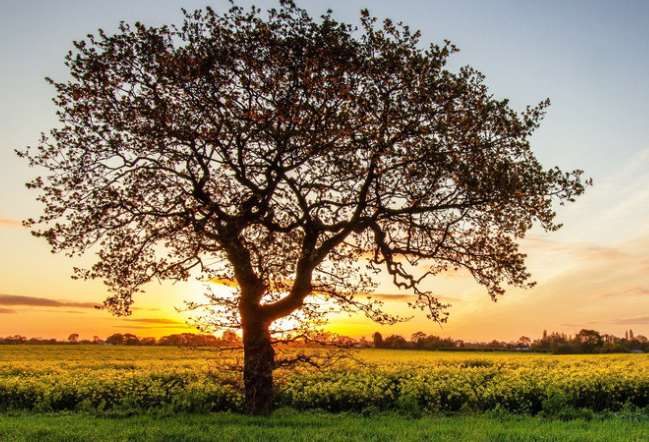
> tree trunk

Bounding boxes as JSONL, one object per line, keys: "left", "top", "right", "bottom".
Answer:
{"left": 242, "top": 320, "right": 275, "bottom": 415}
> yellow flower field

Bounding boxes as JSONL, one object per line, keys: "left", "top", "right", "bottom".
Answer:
{"left": 1, "top": 346, "right": 648, "bottom": 415}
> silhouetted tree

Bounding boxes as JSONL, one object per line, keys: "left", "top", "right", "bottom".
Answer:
{"left": 411, "top": 331, "right": 427, "bottom": 348}
{"left": 221, "top": 330, "right": 241, "bottom": 347}
{"left": 418, "top": 334, "right": 456, "bottom": 350}
{"left": 531, "top": 331, "right": 569, "bottom": 353}
{"left": 67, "top": 333, "right": 79, "bottom": 343}
{"left": 518, "top": 336, "right": 531, "bottom": 347}
{"left": 105, "top": 333, "right": 125, "bottom": 346}
{"left": 123, "top": 333, "right": 140, "bottom": 345}
{"left": 19, "top": 1, "right": 588, "bottom": 414}
{"left": 384, "top": 334, "right": 409, "bottom": 349}
{"left": 573, "top": 329, "right": 604, "bottom": 353}
{"left": 357, "top": 336, "right": 371, "bottom": 348}
{"left": 373, "top": 332, "right": 384, "bottom": 349}
{"left": 140, "top": 337, "right": 157, "bottom": 346}
{"left": 5, "top": 335, "right": 27, "bottom": 345}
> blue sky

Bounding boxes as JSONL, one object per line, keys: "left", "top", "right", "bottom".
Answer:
{"left": 1, "top": 1, "right": 648, "bottom": 341}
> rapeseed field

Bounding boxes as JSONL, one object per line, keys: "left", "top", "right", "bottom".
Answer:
{"left": 1, "top": 346, "right": 648, "bottom": 416}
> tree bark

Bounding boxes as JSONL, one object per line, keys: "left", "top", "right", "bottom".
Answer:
{"left": 242, "top": 320, "right": 275, "bottom": 415}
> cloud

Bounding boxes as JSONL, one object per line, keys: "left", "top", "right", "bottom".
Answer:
{"left": 595, "top": 287, "right": 649, "bottom": 299}
{"left": 0, "top": 294, "right": 98, "bottom": 308}
{"left": 209, "top": 278, "right": 239, "bottom": 288}
{"left": 112, "top": 325, "right": 191, "bottom": 330}
{"left": 0, "top": 216, "right": 23, "bottom": 229}
{"left": 602, "top": 317, "right": 649, "bottom": 325}
{"left": 206, "top": 278, "right": 465, "bottom": 304}
{"left": 369, "top": 293, "right": 461, "bottom": 303}
{"left": 39, "top": 309, "right": 89, "bottom": 314}
{"left": 0, "top": 308, "right": 16, "bottom": 314}
{"left": 522, "top": 235, "right": 632, "bottom": 262}
{"left": 369, "top": 293, "right": 417, "bottom": 301}
{"left": 571, "top": 246, "right": 630, "bottom": 262}
{"left": 121, "top": 318, "right": 186, "bottom": 325}
{"left": 625, "top": 287, "right": 649, "bottom": 297}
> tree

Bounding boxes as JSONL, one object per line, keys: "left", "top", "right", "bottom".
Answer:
{"left": 373, "top": 332, "right": 384, "bottom": 349}
{"left": 411, "top": 331, "right": 427, "bottom": 348}
{"left": 5, "top": 335, "right": 27, "bottom": 345}
{"left": 105, "top": 333, "right": 125, "bottom": 346}
{"left": 573, "top": 329, "right": 604, "bottom": 353}
{"left": 517, "top": 336, "right": 531, "bottom": 347}
{"left": 67, "top": 333, "right": 80, "bottom": 343}
{"left": 384, "top": 334, "right": 408, "bottom": 349}
{"left": 140, "top": 336, "right": 157, "bottom": 345}
{"left": 123, "top": 333, "right": 141, "bottom": 345}
{"left": 221, "top": 330, "right": 241, "bottom": 347}
{"left": 19, "top": 1, "right": 588, "bottom": 414}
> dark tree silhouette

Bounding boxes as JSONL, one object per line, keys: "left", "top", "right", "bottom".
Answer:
{"left": 373, "top": 332, "right": 384, "bottom": 349}
{"left": 19, "top": 1, "right": 588, "bottom": 414}
{"left": 574, "top": 329, "right": 604, "bottom": 353}
{"left": 105, "top": 334, "right": 125, "bottom": 346}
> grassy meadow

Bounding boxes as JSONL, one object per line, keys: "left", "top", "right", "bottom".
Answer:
{"left": 4, "top": 411, "right": 649, "bottom": 442}
{"left": 3, "top": 346, "right": 649, "bottom": 441}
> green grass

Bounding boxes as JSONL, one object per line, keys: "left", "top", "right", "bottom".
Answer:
{"left": 2, "top": 410, "right": 649, "bottom": 442}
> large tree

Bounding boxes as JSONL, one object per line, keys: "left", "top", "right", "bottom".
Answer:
{"left": 19, "top": 1, "right": 588, "bottom": 414}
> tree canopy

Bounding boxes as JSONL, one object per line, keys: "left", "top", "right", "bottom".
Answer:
{"left": 19, "top": 0, "right": 588, "bottom": 414}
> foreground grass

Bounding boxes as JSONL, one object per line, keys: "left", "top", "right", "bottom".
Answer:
{"left": 2, "top": 410, "right": 649, "bottom": 442}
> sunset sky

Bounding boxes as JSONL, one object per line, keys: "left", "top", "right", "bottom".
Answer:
{"left": 1, "top": 0, "right": 648, "bottom": 342}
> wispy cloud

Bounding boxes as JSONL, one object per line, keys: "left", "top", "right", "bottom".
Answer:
{"left": 209, "top": 278, "right": 238, "bottom": 287}
{"left": 0, "top": 308, "right": 16, "bottom": 314}
{"left": 0, "top": 216, "right": 23, "bottom": 229}
{"left": 626, "top": 287, "right": 649, "bottom": 297}
{"left": 112, "top": 325, "right": 191, "bottom": 330}
{"left": 0, "top": 294, "right": 98, "bottom": 308}
{"left": 370, "top": 293, "right": 461, "bottom": 303}
{"left": 522, "top": 235, "right": 632, "bottom": 262}
{"left": 601, "top": 317, "right": 649, "bottom": 325}
{"left": 369, "top": 293, "right": 416, "bottom": 301}
{"left": 596, "top": 287, "right": 649, "bottom": 299}
{"left": 121, "top": 318, "right": 186, "bottom": 325}
{"left": 207, "top": 278, "right": 464, "bottom": 304}
{"left": 571, "top": 245, "right": 631, "bottom": 262}
{"left": 37, "top": 309, "right": 90, "bottom": 314}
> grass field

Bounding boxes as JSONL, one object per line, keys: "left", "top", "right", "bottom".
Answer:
{"left": 3, "top": 410, "right": 649, "bottom": 442}
{"left": 3, "top": 346, "right": 649, "bottom": 441}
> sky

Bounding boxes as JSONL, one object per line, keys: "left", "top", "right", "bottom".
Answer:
{"left": 1, "top": 0, "right": 648, "bottom": 342}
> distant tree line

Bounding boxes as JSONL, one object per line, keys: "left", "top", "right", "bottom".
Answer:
{"left": 528, "top": 329, "right": 648, "bottom": 354}
{"left": 368, "top": 329, "right": 649, "bottom": 354}
{"left": 1, "top": 328, "right": 647, "bottom": 353}
{"left": 0, "top": 331, "right": 241, "bottom": 347}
